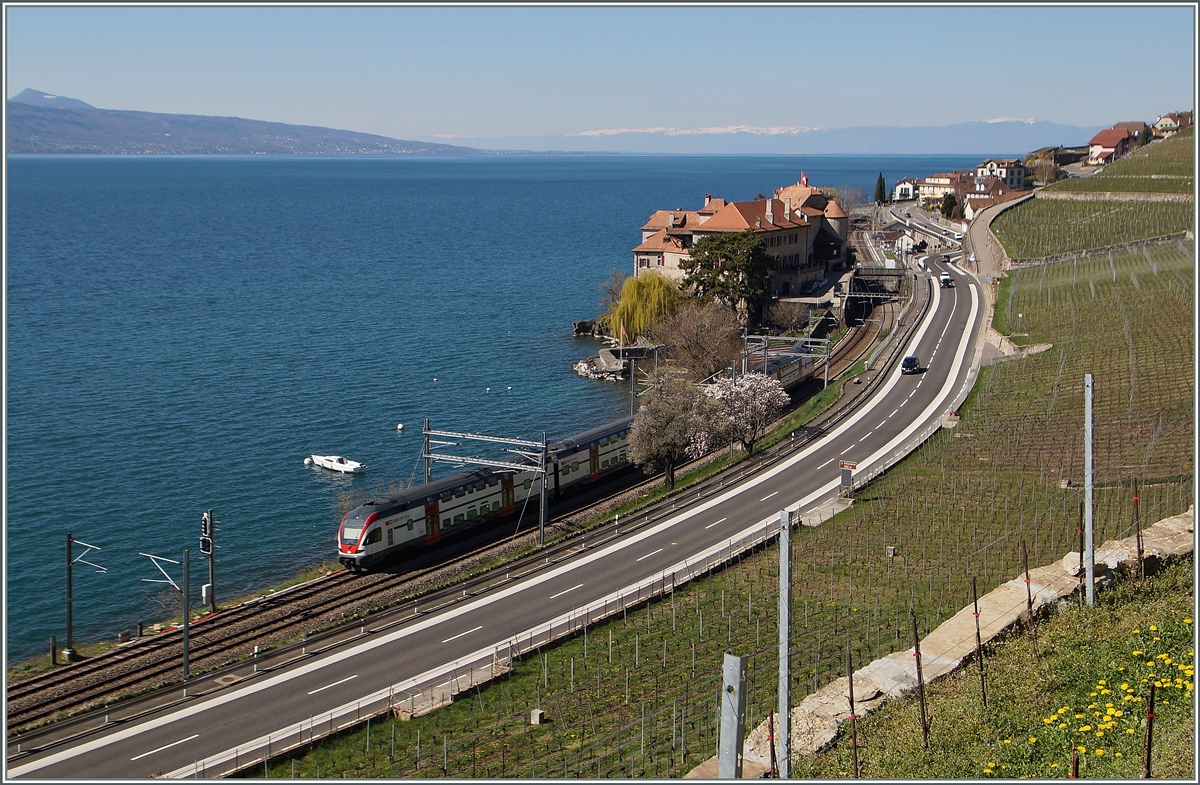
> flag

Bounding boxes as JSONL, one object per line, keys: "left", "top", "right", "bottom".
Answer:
{"left": 800, "top": 171, "right": 809, "bottom": 187}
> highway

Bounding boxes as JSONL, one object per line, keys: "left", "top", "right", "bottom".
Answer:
{"left": 8, "top": 256, "right": 984, "bottom": 780}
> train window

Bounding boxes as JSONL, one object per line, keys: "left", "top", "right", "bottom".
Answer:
{"left": 456, "top": 491, "right": 466, "bottom": 498}
{"left": 453, "top": 514, "right": 465, "bottom": 525}
{"left": 387, "top": 528, "right": 394, "bottom": 546}
{"left": 571, "top": 461, "right": 579, "bottom": 472}
{"left": 619, "top": 451, "right": 627, "bottom": 462}
{"left": 443, "top": 518, "right": 450, "bottom": 527}
{"left": 365, "top": 528, "right": 382, "bottom": 545}
{"left": 523, "top": 478, "right": 533, "bottom": 490}
{"left": 467, "top": 508, "right": 477, "bottom": 520}
{"left": 601, "top": 459, "right": 610, "bottom": 469}
{"left": 406, "top": 519, "right": 414, "bottom": 531}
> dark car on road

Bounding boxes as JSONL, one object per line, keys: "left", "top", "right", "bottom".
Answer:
{"left": 901, "top": 355, "right": 922, "bottom": 374}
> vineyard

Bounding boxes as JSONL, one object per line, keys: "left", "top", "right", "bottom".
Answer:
{"left": 1045, "top": 175, "right": 1193, "bottom": 194}
{"left": 247, "top": 238, "right": 1193, "bottom": 777}
{"left": 990, "top": 200, "right": 1192, "bottom": 259}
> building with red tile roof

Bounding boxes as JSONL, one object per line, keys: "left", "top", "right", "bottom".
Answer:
{"left": 1088, "top": 127, "right": 1133, "bottom": 165}
{"left": 632, "top": 180, "right": 849, "bottom": 298}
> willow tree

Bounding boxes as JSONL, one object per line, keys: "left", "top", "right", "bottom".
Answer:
{"left": 604, "top": 272, "right": 681, "bottom": 345}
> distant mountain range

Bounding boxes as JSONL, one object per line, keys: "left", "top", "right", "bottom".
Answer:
{"left": 7, "top": 88, "right": 1107, "bottom": 156}
{"left": 6, "top": 89, "right": 482, "bottom": 155}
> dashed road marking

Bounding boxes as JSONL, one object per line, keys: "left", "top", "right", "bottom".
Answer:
{"left": 705, "top": 517, "right": 728, "bottom": 530}
{"left": 760, "top": 491, "right": 778, "bottom": 502}
{"left": 549, "top": 584, "right": 583, "bottom": 600}
{"left": 440, "top": 626, "right": 483, "bottom": 644}
{"left": 130, "top": 735, "right": 199, "bottom": 761}
{"left": 636, "top": 548, "right": 663, "bottom": 562}
{"left": 308, "top": 675, "right": 358, "bottom": 695}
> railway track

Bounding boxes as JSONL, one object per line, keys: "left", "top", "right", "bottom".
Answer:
{"left": 6, "top": 295, "right": 886, "bottom": 735}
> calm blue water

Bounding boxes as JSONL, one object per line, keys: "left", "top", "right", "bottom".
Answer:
{"left": 5, "top": 153, "right": 980, "bottom": 661}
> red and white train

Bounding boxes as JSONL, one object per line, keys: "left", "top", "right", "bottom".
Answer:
{"left": 337, "top": 416, "right": 635, "bottom": 570}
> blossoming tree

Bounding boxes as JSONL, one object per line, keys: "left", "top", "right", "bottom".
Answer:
{"left": 705, "top": 372, "right": 790, "bottom": 456}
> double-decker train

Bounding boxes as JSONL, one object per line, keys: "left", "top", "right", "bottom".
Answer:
{"left": 337, "top": 417, "right": 635, "bottom": 570}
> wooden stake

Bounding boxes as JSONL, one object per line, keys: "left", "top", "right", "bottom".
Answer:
{"left": 1021, "top": 539, "right": 1041, "bottom": 660}
{"left": 911, "top": 611, "right": 929, "bottom": 749}
{"left": 1142, "top": 681, "right": 1156, "bottom": 779}
{"left": 971, "top": 576, "right": 987, "bottom": 707}
{"left": 847, "top": 635, "right": 860, "bottom": 777}
{"left": 1133, "top": 477, "right": 1144, "bottom": 579}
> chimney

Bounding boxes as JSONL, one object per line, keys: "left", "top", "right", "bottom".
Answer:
{"left": 756, "top": 217, "right": 761, "bottom": 229}
{"left": 765, "top": 199, "right": 773, "bottom": 226}
{"left": 784, "top": 196, "right": 792, "bottom": 221}
{"left": 668, "top": 211, "right": 676, "bottom": 227}
{"left": 704, "top": 193, "right": 711, "bottom": 207}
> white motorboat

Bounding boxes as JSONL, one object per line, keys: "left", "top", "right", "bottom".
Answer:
{"left": 306, "top": 454, "right": 366, "bottom": 474}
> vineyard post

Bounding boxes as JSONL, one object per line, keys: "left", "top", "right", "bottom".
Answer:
{"left": 777, "top": 508, "right": 792, "bottom": 778}
{"left": 911, "top": 611, "right": 929, "bottom": 749}
{"left": 972, "top": 576, "right": 987, "bottom": 707}
{"left": 1142, "top": 682, "right": 1157, "bottom": 778}
{"left": 1021, "top": 539, "right": 1041, "bottom": 660}
{"left": 1084, "top": 372, "right": 1095, "bottom": 606}
{"left": 1133, "top": 477, "right": 1144, "bottom": 579}
{"left": 847, "top": 633, "right": 860, "bottom": 778}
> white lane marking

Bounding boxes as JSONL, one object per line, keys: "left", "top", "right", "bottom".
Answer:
{"left": 815, "top": 458, "right": 834, "bottom": 470}
{"left": 704, "top": 517, "right": 728, "bottom": 530}
{"left": 440, "top": 626, "right": 483, "bottom": 644}
{"left": 889, "top": 409, "right": 898, "bottom": 418}
{"left": 549, "top": 583, "right": 583, "bottom": 600}
{"left": 840, "top": 445, "right": 853, "bottom": 454}
{"left": 130, "top": 734, "right": 199, "bottom": 761}
{"left": 760, "top": 491, "right": 778, "bottom": 502}
{"left": 636, "top": 548, "right": 664, "bottom": 562}
{"left": 22, "top": 271, "right": 977, "bottom": 782}
{"left": 308, "top": 674, "right": 358, "bottom": 695}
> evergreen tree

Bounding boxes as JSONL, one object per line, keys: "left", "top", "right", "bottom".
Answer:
{"left": 679, "top": 230, "right": 772, "bottom": 325}
{"left": 874, "top": 172, "right": 888, "bottom": 204}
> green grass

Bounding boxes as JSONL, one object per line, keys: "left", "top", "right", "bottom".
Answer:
{"left": 795, "top": 558, "right": 1195, "bottom": 779}
{"left": 991, "top": 200, "right": 1193, "bottom": 259}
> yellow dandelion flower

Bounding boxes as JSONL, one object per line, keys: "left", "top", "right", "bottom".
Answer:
{"left": 1076, "top": 713, "right": 1085, "bottom": 719}
{"left": 1098, "top": 679, "right": 1107, "bottom": 685}
{"left": 983, "top": 768, "right": 992, "bottom": 774}
{"left": 1154, "top": 636, "right": 1161, "bottom": 641}
{"left": 1185, "top": 618, "right": 1193, "bottom": 624}
{"left": 1089, "top": 692, "right": 1098, "bottom": 697}
{"left": 1133, "top": 629, "right": 1141, "bottom": 634}
{"left": 1080, "top": 725, "right": 1092, "bottom": 732}
{"left": 1044, "top": 718, "right": 1054, "bottom": 724}
{"left": 1077, "top": 746, "right": 1087, "bottom": 754}
{"left": 1150, "top": 625, "right": 1157, "bottom": 631}
{"left": 1059, "top": 723, "right": 1068, "bottom": 729}
{"left": 1095, "top": 749, "right": 1105, "bottom": 756}
{"left": 1115, "top": 752, "right": 1122, "bottom": 757}
{"left": 1121, "top": 683, "right": 1129, "bottom": 690}
{"left": 1126, "top": 728, "right": 1136, "bottom": 734}
{"left": 1029, "top": 737, "right": 1037, "bottom": 744}
{"left": 1003, "top": 738, "right": 1012, "bottom": 744}
{"left": 1096, "top": 731, "right": 1104, "bottom": 737}
{"left": 1051, "top": 763, "right": 1059, "bottom": 769}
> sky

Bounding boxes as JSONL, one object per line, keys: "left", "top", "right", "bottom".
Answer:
{"left": 4, "top": 2, "right": 1196, "bottom": 145}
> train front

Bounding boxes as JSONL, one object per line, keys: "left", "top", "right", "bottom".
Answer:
{"left": 337, "top": 505, "right": 379, "bottom": 570}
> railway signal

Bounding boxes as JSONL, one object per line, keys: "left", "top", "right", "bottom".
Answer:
{"left": 200, "top": 509, "right": 216, "bottom": 613}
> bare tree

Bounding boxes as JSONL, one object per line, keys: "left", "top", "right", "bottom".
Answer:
{"left": 598, "top": 269, "right": 627, "bottom": 314}
{"left": 628, "top": 373, "right": 721, "bottom": 490}
{"left": 648, "top": 301, "right": 743, "bottom": 381}
{"left": 764, "top": 300, "right": 811, "bottom": 333}
{"left": 835, "top": 185, "right": 869, "bottom": 208}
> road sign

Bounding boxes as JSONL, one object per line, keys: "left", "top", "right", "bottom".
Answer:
{"left": 839, "top": 460, "right": 858, "bottom": 470}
